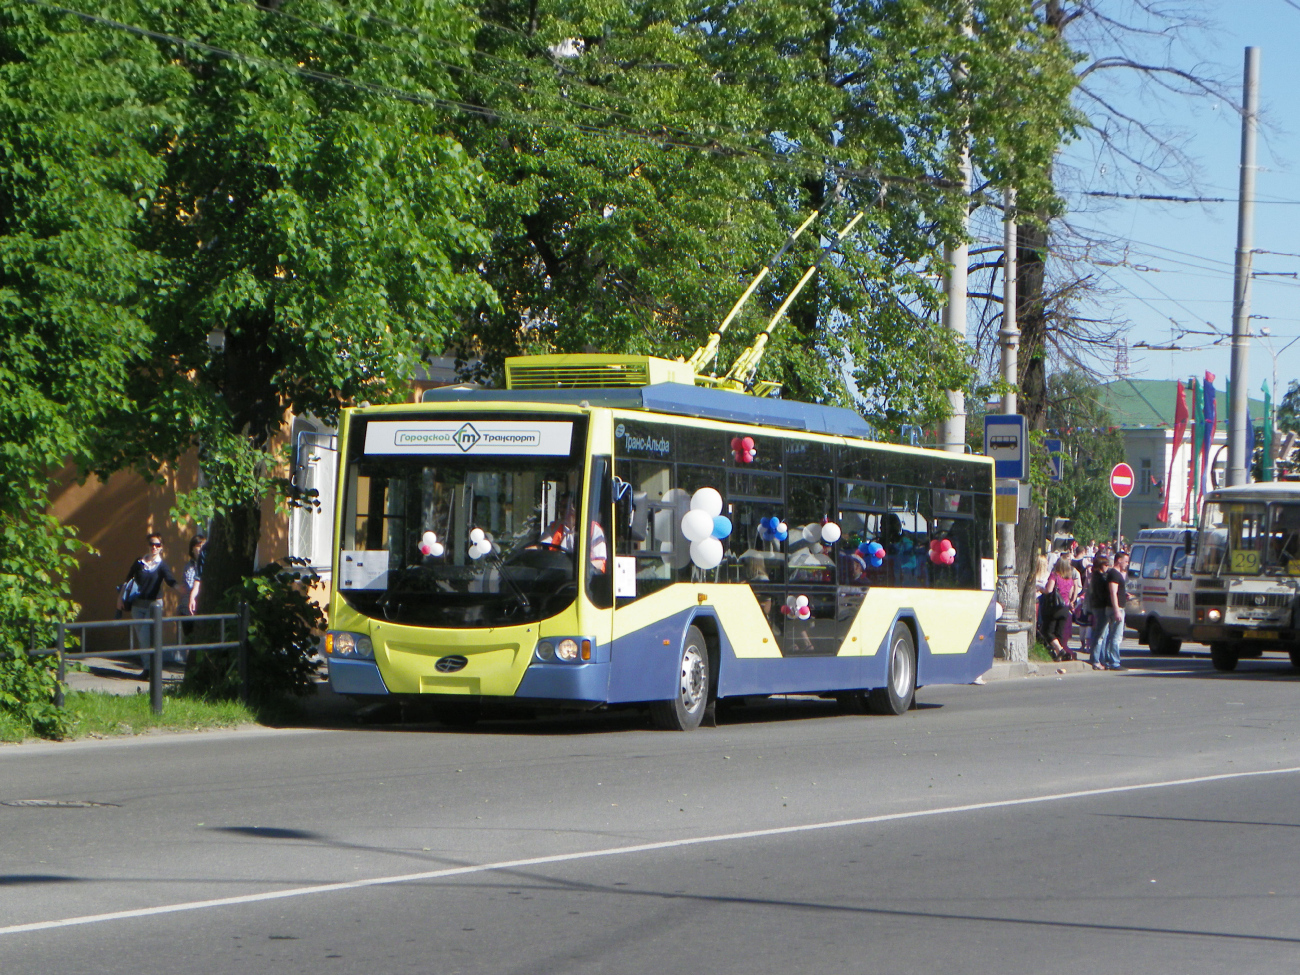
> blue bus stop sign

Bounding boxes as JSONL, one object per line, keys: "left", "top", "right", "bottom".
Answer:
{"left": 1045, "top": 438, "right": 1063, "bottom": 482}
{"left": 984, "top": 414, "right": 1028, "bottom": 480}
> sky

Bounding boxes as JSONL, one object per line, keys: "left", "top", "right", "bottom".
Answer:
{"left": 994, "top": 0, "right": 1300, "bottom": 400}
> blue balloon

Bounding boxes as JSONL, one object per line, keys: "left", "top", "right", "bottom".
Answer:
{"left": 711, "top": 515, "right": 733, "bottom": 540}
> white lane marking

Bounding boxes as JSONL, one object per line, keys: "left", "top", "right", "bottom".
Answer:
{"left": 5, "top": 764, "right": 1300, "bottom": 937}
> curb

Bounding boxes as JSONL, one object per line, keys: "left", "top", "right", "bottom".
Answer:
{"left": 980, "top": 659, "right": 1093, "bottom": 681}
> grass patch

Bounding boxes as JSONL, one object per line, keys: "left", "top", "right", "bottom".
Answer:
{"left": 1029, "top": 641, "right": 1056, "bottom": 663}
{"left": 59, "top": 690, "right": 257, "bottom": 740}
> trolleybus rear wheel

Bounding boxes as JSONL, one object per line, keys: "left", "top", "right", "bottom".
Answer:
{"left": 651, "top": 626, "right": 710, "bottom": 731}
{"left": 867, "top": 623, "right": 916, "bottom": 716}
{"left": 1209, "top": 642, "right": 1239, "bottom": 672}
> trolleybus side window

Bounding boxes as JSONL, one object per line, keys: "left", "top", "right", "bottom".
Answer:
{"left": 1171, "top": 546, "right": 1189, "bottom": 579}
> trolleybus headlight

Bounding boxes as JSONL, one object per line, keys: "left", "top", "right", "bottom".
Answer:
{"left": 536, "top": 641, "right": 555, "bottom": 661}
{"left": 1207, "top": 608, "right": 1222, "bottom": 623}
{"left": 325, "top": 631, "right": 374, "bottom": 659}
{"left": 556, "top": 638, "right": 580, "bottom": 662}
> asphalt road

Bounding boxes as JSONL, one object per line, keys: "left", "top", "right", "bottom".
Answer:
{"left": 3, "top": 645, "right": 1300, "bottom": 974}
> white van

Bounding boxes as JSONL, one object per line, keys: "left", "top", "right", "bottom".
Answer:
{"left": 1127, "top": 528, "right": 1197, "bottom": 655}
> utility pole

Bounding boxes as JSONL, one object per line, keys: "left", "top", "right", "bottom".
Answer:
{"left": 1228, "top": 46, "right": 1259, "bottom": 487}
{"left": 996, "top": 189, "right": 1029, "bottom": 662}
{"left": 940, "top": 153, "right": 971, "bottom": 454}
{"left": 939, "top": 8, "right": 972, "bottom": 456}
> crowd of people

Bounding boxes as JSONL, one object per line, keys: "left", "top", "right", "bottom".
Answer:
{"left": 1034, "top": 539, "right": 1131, "bottom": 672}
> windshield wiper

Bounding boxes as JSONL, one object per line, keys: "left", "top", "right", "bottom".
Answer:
{"left": 486, "top": 552, "right": 532, "bottom": 615}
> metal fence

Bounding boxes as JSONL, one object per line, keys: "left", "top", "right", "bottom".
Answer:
{"left": 27, "top": 602, "right": 250, "bottom": 715}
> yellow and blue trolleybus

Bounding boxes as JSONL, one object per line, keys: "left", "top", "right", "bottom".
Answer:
{"left": 324, "top": 355, "right": 997, "bottom": 729}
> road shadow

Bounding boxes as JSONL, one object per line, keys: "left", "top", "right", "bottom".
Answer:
{"left": 1118, "top": 643, "right": 1300, "bottom": 683}
{"left": 262, "top": 684, "right": 945, "bottom": 737}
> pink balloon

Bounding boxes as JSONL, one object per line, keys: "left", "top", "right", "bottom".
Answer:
{"left": 796, "top": 605, "right": 811, "bottom": 620}
{"left": 418, "top": 542, "right": 432, "bottom": 556}
{"left": 942, "top": 551, "right": 956, "bottom": 565}
{"left": 741, "top": 437, "right": 754, "bottom": 450}
{"left": 939, "top": 539, "right": 953, "bottom": 552}
{"left": 731, "top": 437, "right": 742, "bottom": 450}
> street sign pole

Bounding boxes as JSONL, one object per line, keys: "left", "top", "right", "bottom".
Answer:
{"left": 1110, "top": 462, "right": 1135, "bottom": 547}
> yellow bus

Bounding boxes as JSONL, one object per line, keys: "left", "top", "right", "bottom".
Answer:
{"left": 324, "top": 355, "right": 997, "bottom": 729}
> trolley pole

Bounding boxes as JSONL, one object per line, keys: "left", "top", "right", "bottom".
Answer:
{"left": 1227, "top": 46, "right": 1259, "bottom": 487}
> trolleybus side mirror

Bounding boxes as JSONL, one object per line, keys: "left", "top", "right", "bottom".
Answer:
{"left": 629, "top": 490, "right": 649, "bottom": 543}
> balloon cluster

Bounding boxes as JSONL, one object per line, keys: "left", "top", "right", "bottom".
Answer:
{"left": 467, "top": 527, "right": 494, "bottom": 560}
{"left": 730, "top": 436, "right": 757, "bottom": 464}
{"left": 758, "top": 516, "right": 789, "bottom": 542}
{"left": 680, "top": 487, "right": 731, "bottom": 569}
{"left": 929, "top": 538, "right": 956, "bottom": 565}
{"left": 418, "top": 531, "right": 445, "bottom": 558}
{"left": 857, "top": 541, "right": 885, "bottom": 567}
{"left": 782, "top": 594, "right": 812, "bottom": 620}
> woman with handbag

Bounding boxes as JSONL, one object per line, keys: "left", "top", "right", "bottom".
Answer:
{"left": 116, "top": 533, "right": 178, "bottom": 678}
{"left": 1042, "top": 555, "right": 1079, "bottom": 661}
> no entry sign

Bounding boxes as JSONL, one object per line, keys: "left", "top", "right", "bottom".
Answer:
{"left": 1110, "top": 462, "right": 1135, "bottom": 499}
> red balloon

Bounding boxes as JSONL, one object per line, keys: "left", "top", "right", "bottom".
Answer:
{"left": 731, "top": 437, "right": 742, "bottom": 450}
{"left": 939, "top": 539, "right": 953, "bottom": 552}
{"left": 741, "top": 436, "right": 755, "bottom": 450}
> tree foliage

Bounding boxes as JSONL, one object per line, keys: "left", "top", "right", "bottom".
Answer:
{"left": 0, "top": 3, "right": 183, "bottom": 665}
{"left": 1043, "top": 368, "right": 1122, "bottom": 545}
{"left": 458, "top": 0, "right": 1079, "bottom": 426}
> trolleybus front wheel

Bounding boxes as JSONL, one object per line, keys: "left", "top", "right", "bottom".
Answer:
{"left": 651, "top": 626, "right": 710, "bottom": 731}
{"left": 1209, "top": 642, "right": 1239, "bottom": 672}
{"left": 867, "top": 622, "right": 917, "bottom": 716}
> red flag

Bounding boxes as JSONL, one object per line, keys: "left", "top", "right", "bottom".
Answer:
{"left": 1160, "top": 380, "right": 1189, "bottom": 523}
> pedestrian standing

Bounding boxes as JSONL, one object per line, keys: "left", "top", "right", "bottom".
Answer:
{"left": 116, "top": 533, "right": 178, "bottom": 678}
{"left": 178, "top": 535, "right": 207, "bottom": 662}
{"left": 1086, "top": 554, "right": 1111, "bottom": 668}
{"left": 1096, "top": 551, "right": 1130, "bottom": 671}
{"left": 1042, "top": 556, "right": 1079, "bottom": 661}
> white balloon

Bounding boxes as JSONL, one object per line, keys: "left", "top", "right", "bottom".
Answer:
{"left": 690, "top": 537, "right": 724, "bottom": 569}
{"left": 421, "top": 530, "right": 437, "bottom": 546}
{"left": 690, "top": 487, "right": 724, "bottom": 517}
{"left": 995, "top": 602, "right": 1004, "bottom": 618}
{"left": 795, "top": 594, "right": 809, "bottom": 609}
{"left": 801, "top": 524, "right": 819, "bottom": 543}
{"left": 820, "top": 522, "right": 842, "bottom": 543}
{"left": 429, "top": 542, "right": 445, "bottom": 557}
{"left": 681, "top": 508, "right": 715, "bottom": 543}
{"left": 777, "top": 522, "right": 788, "bottom": 534}
{"left": 469, "top": 527, "right": 485, "bottom": 544}
{"left": 468, "top": 543, "right": 485, "bottom": 560}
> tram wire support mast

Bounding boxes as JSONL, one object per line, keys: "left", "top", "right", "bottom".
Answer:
{"left": 1228, "top": 46, "right": 1259, "bottom": 487}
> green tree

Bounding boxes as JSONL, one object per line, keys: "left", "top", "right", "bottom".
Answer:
{"left": 1043, "top": 368, "right": 1122, "bottom": 549}
{"left": 0, "top": 3, "right": 183, "bottom": 718}
{"left": 457, "top": 0, "right": 1078, "bottom": 429}
{"left": 73, "top": 2, "right": 496, "bottom": 604}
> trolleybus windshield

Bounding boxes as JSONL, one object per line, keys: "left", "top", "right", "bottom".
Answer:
{"left": 338, "top": 416, "right": 590, "bottom": 627}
